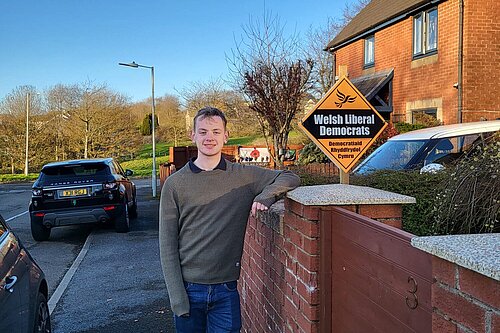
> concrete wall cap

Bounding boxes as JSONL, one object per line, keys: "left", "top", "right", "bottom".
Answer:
{"left": 412, "top": 234, "right": 500, "bottom": 281}
{"left": 286, "top": 184, "right": 416, "bottom": 206}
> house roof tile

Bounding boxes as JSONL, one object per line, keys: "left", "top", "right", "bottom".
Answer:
{"left": 326, "top": 0, "right": 438, "bottom": 51}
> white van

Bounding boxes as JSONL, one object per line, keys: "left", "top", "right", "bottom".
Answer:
{"left": 354, "top": 120, "right": 500, "bottom": 174}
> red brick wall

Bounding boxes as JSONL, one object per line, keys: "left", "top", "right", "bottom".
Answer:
{"left": 240, "top": 199, "right": 404, "bottom": 332}
{"left": 334, "top": 0, "right": 500, "bottom": 124}
{"left": 240, "top": 196, "right": 498, "bottom": 332}
{"left": 462, "top": 0, "right": 500, "bottom": 122}
{"left": 432, "top": 257, "right": 500, "bottom": 332}
{"left": 240, "top": 199, "right": 321, "bottom": 333}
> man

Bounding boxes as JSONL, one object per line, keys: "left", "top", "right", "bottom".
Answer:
{"left": 159, "top": 107, "right": 300, "bottom": 332}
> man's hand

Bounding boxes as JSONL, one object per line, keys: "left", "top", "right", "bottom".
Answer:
{"left": 251, "top": 201, "right": 268, "bottom": 217}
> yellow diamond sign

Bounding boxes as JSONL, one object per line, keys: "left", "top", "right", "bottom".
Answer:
{"left": 299, "top": 76, "right": 387, "bottom": 173}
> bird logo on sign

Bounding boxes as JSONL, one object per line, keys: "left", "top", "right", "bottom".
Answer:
{"left": 335, "top": 90, "right": 357, "bottom": 108}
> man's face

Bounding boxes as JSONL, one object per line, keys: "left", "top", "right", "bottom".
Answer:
{"left": 191, "top": 116, "right": 228, "bottom": 158}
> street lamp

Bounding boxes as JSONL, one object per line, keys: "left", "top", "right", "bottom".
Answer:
{"left": 119, "top": 61, "right": 157, "bottom": 197}
{"left": 25, "top": 92, "right": 30, "bottom": 176}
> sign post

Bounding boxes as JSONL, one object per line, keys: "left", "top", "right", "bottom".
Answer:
{"left": 299, "top": 76, "right": 387, "bottom": 183}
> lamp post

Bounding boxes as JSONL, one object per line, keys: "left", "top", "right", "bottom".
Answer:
{"left": 25, "top": 92, "right": 30, "bottom": 176}
{"left": 119, "top": 61, "right": 157, "bottom": 197}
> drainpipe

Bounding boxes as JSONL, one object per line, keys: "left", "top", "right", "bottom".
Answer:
{"left": 457, "top": 0, "right": 464, "bottom": 123}
{"left": 332, "top": 51, "right": 337, "bottom": 84}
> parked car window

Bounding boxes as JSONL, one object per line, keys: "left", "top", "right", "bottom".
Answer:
{"left": 38, "top": 163, "right": 109, "bottom": 185}
{"left": 356, "top": 140, "right": 427, "bottom": 173}
{"left": 423, "top": 134, "right": 482, "bottom": 166}
{"left": 42, "top": 163, "right": 108, "bottom": 176}
{"left": 112, "top": 161, "right": 125, "bottom": 176}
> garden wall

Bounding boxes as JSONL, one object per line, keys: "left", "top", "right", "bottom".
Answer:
{"left": 240, "top": 184, "right": 416, "bottom": 332}
{"left": 413, "top": 234, "right": 500, "bottom": 333}
{"left": 241, "top": 184, "right": 500, "bottom": 332}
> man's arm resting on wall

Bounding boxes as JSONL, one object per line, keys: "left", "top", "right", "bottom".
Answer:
{"left": 253, "top": 169, "right": 301, "bottom": 208}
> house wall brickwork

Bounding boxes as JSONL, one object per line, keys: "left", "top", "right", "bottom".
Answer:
{"left": 333, "top": 0, "right": 500, "bottom": 124}
{"left": 462, "top": 0, "right": 500, "bottom": 122}
{"left": 431, "top": 257, "right": 500, "bottom": 332}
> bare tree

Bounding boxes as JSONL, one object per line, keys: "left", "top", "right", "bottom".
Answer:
{"left": 305, "top": 18, "right": 343, "bottom": 98}
{"left": 46, "top": 84, "right": 80, "bottom": 161}
{"left": 155, "top": 94, "right": 185, "bottom": 146}
{"left": 306, "top": 0, "right": 371, "bottom": 97}
{"left": 0, "top": 85, "right": 43, "bottom": 173}
{"left": 228, "top": 13, "right": 313, "bottom": 165}
{"left": 0, "top": 112, "right": 24, "bottom": 173}
{"left": 180, "top": 78, "right": 258, "bottom": 138}
{"left": 0, "top": 82, "right": 143, "bottom": 172}
{"left": 59, "top": 82, "right": 140, "bottom": 159}
{"left": 70, "top": 82, "right": 107, "bottom": 158}
{"left": 341, "top": 0, "right": 370, "bottom": 23}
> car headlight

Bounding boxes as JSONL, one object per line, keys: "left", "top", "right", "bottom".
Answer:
{"left": 32, "top": 188, "right": 42, "bottom": 196}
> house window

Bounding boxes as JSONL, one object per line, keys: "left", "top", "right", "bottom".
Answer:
{"left": 413, "top": 8, "right": 438, "bottom": 57}
{"left": 412, "top": 108, "right": 437, "bottom": 124}
{"left": 364, "top": 35, "right": 375, "bottom": 67}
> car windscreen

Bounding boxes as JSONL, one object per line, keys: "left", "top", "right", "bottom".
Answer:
{"left": 37, "top": 163, "right": 110, "bottom": 185}
{"left": 355, "top": 140, "right": 428, "bottom": 174}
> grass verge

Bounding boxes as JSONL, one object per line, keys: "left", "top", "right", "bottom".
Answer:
{"left": 0, "top": 173, "right": 38, "bottom": 183}
{"left": 121, "top": 156, "right": 171, "bottom": 177}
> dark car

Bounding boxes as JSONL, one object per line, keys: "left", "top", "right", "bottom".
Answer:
{"left": 30, "top": 158, "right": 137, "bottom": 241}
{"left": 0, "top": 214, "right": 51, "bottom": 333}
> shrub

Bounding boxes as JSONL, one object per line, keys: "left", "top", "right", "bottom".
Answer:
{"left": 298, "top": 172, "right": 339, "bottom": 186}
{"left": 296, "top": 142, "right": 330, "bottom": 165}
{"left": 431, "top": 134, "right": 500, "bottom": 235}
{"left": 394, "top": 113, "right": 441, "bottom": 134}
{"left": 351, "top": 170, "right": 447, "bottom": 236}
{"left": 413, "top": 112, "right": 442, "bottom": 127}
{"left": 394, "top": 122, "right": 426, "bottom": 133}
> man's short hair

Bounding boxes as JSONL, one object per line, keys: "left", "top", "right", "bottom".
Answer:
{"left": 193, "top": 107, "right": 227, "bottom": 130}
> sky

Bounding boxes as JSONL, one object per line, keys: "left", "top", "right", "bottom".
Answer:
{"left": 0, "top": 1, "right": 353, "bottom": 103}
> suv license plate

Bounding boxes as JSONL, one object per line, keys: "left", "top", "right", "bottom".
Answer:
{"left": 60, "top": 188, "right": 88, "bottom": 197}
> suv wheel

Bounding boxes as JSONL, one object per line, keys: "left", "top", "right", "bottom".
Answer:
{"left": 115, "top": 200, "right": 130, "bottom": 233}
{"left": 31, "top": 218, "right": 51, "bottom": 241}
{"left": 33, "top": 292, "right": 51, "bottom": 333}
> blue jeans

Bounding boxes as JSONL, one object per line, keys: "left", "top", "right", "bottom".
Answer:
{"left": 174, "top": 281, "right": 242, "bottom": 333}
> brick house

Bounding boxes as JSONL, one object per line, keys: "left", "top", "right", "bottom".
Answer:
{"left": 325, "top": 0, "right": 500, "bottom": 125}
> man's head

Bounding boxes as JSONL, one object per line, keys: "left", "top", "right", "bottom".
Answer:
{"left": 193, "top": 107, "right": 227, "bottom": 131}
{"left": 191, "top": 107, "right": 228, "bottom": 158}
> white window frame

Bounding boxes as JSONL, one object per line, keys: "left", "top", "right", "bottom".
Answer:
{"left": 364, "top": 35, "right": 375, "bottom": 67}
{"left": 413, "top": 8, "right": 438, "bottom": 57}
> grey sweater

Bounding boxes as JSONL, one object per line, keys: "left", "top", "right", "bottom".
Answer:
{"left": 159, "top": 160, "right": 300, "bottom": 316}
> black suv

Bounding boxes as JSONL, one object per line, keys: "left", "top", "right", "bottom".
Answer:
{"left": 30, "top": 158, "right": 137, "bottom": 241}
